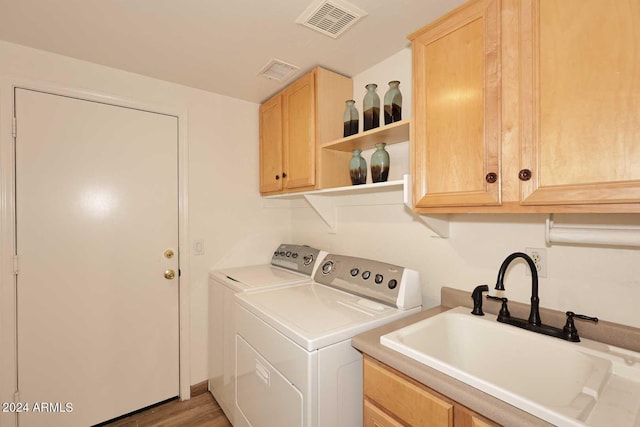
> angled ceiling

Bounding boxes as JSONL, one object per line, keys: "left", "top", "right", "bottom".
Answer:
{"left": 0, "top": 0, "right": 464, "bottom": 103}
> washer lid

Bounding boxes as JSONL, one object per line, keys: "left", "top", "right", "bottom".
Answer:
{"left": 212, "top": 264, "right": 309, "bottom": 291}
{"left": 236, "top": 283, "right": 419, "bottom": 351}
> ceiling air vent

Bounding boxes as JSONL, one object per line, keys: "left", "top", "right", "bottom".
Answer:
{"left": 258, "top": 59, "right": 301, "bottom": 82}
{"left": 296, "top": 0, "right": 367, "bottom": 39}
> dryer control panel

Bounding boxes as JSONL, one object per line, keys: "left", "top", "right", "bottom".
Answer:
{"left": 271, "top": 244, "right": 326, "bottom": 276}
{"left": 314, "top": 254, "right": 422, "bottom": 310}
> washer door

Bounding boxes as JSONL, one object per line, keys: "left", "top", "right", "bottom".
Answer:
{"left": 236, "top": 336, "right": 303, "bottom": 427}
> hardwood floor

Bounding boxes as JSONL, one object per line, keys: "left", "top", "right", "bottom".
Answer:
{"left": 101, "top": 382, "right": 232, "bottom": 427}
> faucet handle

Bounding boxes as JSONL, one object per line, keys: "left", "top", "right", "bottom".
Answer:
{"left": 573, "top": 313, "right": 599, "bottom": 323}
{"left": 563, "top": 311, "right": 599, "bottom": 342}
{"left": 471, "top": 285, "right": 489, "bottom": 316}
{"left": 486, "top": 295, "right": 511, "bottom": 321}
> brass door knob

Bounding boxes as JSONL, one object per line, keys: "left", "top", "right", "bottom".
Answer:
{"left": 164, "top": 269, "right": 176, "bottom": 280}
{"left": 164, "top": 249, "right": 175, "bottom": 259}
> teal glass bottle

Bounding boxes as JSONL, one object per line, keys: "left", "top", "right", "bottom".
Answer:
{"left": 370, "top": 143, "right": 390, "bottom": 183}
{"left": 349, "top": 149, "right": 367, "bottom": 185}
{"left": 383, "top": 80, "right": 402, "bottom": 124}
{"left": 362, "top": 84, "right": 380, "bottom": 131}
{"left": 343, "top": 100, "right": 359, "bottom": 137}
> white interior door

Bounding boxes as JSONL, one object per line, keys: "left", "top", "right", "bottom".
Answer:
{"left": 14, "top": 88, "right": 180, "bottom": 427}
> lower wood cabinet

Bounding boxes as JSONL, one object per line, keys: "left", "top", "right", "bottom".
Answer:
{"left": 363, "top": 355, "right": 500, "bottom": 427}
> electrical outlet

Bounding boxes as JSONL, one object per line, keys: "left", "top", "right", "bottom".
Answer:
{"left": 525, "top": 247, "right": 547, "bottom": 278}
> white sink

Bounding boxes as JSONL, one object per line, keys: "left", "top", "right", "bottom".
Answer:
{"left": 381, "top": 306, "right": 640, "bottom": 427}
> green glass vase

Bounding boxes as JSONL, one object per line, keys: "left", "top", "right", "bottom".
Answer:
{"left": 383, "top": 80, "right": 402, "bottom": 124}
{"left": 362, "top": 83, "right": 380, "bottom": 131}
{"left": 370, "top": 143, "right": 390, "bottom": 183}
{"left": 349, "top": 149, "right": 367, "bottom": 185}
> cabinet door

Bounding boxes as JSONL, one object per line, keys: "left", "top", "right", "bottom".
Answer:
{"left": 364, "top": 399, "right": 404, "bottom": 427}
{"left": 259, "top": 94, "right": 283, "bottom": 194}
{"left": 454, "top": 405, "right": 501, "bottom": 427}
{"left": 520, "top": 0, "right": 640, "bottom": 206}
{"left": 364, "top": 356, "right": 454, "bottom": 426}
{"left": 412, "top": 0, "right": 501, "bottom": 208}
{"left": 283, "top": 71, "right": 316, "bottom": 190}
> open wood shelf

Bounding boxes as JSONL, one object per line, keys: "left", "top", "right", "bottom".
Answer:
{"left": 321, "top": 120, "right": 410, "bottom": 152}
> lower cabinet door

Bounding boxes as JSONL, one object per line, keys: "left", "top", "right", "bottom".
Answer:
{"left": 454, "top": 405, "right": 501, "bottom": 427}
{"left": 364, "top": 399, "right": 404, "bottom": 427}
{"left": 364, "top": 356, "right": 454, "bottom": 426}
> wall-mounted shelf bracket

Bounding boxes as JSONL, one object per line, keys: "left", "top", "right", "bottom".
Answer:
{"left": 263, "top": 175, "right": 450, "bottom": 237}
{"left": 304, "top": 194, "right": 338, "bottom": 232}
{"left": 402, "top": 174, "right": 450, "bottom": 238}
{"left": 264, "top": 180, "right": 405, "bottom": 233}
{"left": 415, "top": 214, "right": 450, "bottom": 238}
{"left": 303, "top": 180, "right": 405, "bottom": 233}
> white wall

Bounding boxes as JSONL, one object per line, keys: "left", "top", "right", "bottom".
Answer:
{"left": 0, "top": 40, "right": 290, "bottom": 385}
{"left": 292, "top": 48, "right": 640, "bottom": 329}
{"left": 1, "top": 39, "right": 638, "bottom": 398}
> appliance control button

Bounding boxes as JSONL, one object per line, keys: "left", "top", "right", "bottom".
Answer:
{"left": 303, "top": 254, "right": 314, "bottom": 265}
{"left": 388, "top": 279, "right": 398, "bottom": 289}
{"left": 375, "top": 274, "right": 384, "bottom": 284}
{"left": 279, "top": 251, "right": 286, "bottom": 256}
{"left": 321, "top": 260, "right": 334, "bottom": 274}
{"left": 285, "top": 251, "right": 292, "bottom": 257}
{"left": 350, "top": 268, "right": 359, "bottom": 277}
{"left": 292, "top": 252, "right": 298, "bottom": 259}
{"left": 362, "top": 271, "right": 371, "bottom": 280}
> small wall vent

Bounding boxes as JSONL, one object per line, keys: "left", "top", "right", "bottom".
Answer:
{"left": 296, "top": 0, "right": 367, "bottom": 39}
{"left": 257, "top": 59, "right": 301, "bottom": 82}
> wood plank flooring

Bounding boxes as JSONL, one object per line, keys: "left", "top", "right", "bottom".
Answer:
{"left": 101, "top": 382, "right": 232, "bottom": 427}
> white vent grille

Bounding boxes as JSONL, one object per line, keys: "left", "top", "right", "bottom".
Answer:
{"left": 257, "top": 59, "right": 300, "bottom": 82}
{"left": 296, "top": 0, "right": 367, "bottom": 38}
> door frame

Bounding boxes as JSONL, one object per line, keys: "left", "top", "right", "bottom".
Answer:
{"left": 0, "top": 78, "right": 191, "bottom": 427}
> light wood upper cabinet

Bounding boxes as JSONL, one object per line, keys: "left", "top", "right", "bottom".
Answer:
{"left": 259, "top": 94, "right": 284, "bottom": 193}
{"left": 519, "top": 0, "right": 640, "bottom": 207}
{"left": 410, "top": 0, "right": 640, "bottom": 213}
{"left": 259, "top": 67, "right": 352, "bottom": 195}
{"left": 282, "top": 71, "right": 316, "bottom": 191}
{"left": 410, "top": 0, "right": 501, "bottom": 208}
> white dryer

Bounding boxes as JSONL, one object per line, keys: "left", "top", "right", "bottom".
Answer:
{"left": 208, "top": 244, "right": 326, "bottom": 424}
{"left": 234, "top": 254, "right": 422, "bottom": 427}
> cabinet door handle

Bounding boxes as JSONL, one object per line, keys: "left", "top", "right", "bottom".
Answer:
{"left": 518, "top": 169, "right": 532, "bottom": 181}
{"left": 485, "top": 172, "right": 497, "bottom": 184}
{"left": 275, "top": 174, "right": 280, "bottom": 180}
{"left": 282, "top": 172, "right": 287, "bottom": 178}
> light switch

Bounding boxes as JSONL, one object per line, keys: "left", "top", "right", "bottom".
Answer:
{"left": 193, "top": 239, "right": 205, "bottom": 255}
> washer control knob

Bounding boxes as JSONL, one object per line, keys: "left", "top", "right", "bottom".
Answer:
{"left": 286, "top": 251, "right": 292, "bottom": 257}
{"left": 279, "top": 251, "right": 286, "bottom": 256}
{"left": 303, "top": 254, "right": 314, "bottom": 265}
{"left": 375, "top": 274, "right": 384, "bottom": 284}
{"left": 362, "top": 271, "right": 371, "bottom": 280}
{"left": 321, "top": 260, "right": 334, "bottom": 274}
{"left": 388, "top": 279, "right": 398, "bottom": 289}
{"left": 292, "top": 252, "right": 298, "bottom": 259}
{"left": 350, "top": 268, "right": 360, "bottom": 277}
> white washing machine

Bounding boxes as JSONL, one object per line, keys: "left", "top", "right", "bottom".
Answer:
{"left": 208, "top": 244, "right": 327, "bottom": 424}
{"left": 234, "top": 254, "right": 422, "bottom": 427}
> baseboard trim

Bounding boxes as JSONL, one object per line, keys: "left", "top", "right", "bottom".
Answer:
{"left": 190, "top": 380, "right": 209, "bottom": 397}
